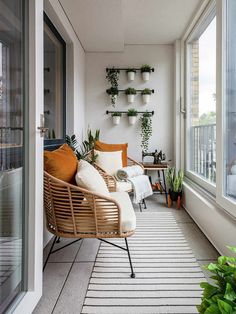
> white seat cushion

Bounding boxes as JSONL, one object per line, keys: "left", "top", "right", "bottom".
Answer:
{"left": 75, "top": 160, "right": 110, "bottom": 197}
{"left": 94, "top": 150, "right": 123, "bottom": 176}
{"left": 116, "top": 180, "right": 133, "bottom": 192}
{"left": 110, "top": 192, "right": 136, "bottom": 233}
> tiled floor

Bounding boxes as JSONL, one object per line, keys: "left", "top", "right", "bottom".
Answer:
{"left": 33, "top": 194, "right": 219, "bottom": 314}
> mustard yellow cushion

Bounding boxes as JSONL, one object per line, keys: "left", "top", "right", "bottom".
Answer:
{"left": 44, "top": 144, "right": 77, "bottom": 183}
{"left": 94, "top": 141, "right": 128, "bottom": 167}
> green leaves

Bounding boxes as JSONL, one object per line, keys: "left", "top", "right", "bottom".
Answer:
{"left": 166, "top": 167, "right": 184, "bottom": 192}
{"left": 197, "top": 246, "right": 236, "bottom": 314}
{"left": 66, "top": 129, "right": 100, "bottom": 162}
{"left": 140, "top": 112, "right": 152, "bottom": 152}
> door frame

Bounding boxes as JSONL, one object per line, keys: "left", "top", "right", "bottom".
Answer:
{"left": 9, "top": 0, "right": 44, "bottom": 313}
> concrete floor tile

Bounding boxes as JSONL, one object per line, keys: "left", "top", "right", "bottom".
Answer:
{"left": 33, "top": 263, "right": 71, "bottom": 314}
{"left": 76, "top": 239, "right": 100, "bottom": 262}
{"left": 179, "top": 223, "right": 219, "bottom": 260}
{"left": 53, "top": 262, "right": 93, "bottom": 314}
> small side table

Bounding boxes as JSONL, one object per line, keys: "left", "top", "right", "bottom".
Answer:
{"left": 142, "top": 162, "right": 169, "bottom": 205}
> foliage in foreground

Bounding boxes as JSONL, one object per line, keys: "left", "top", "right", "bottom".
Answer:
{"left": 198, "top": 246, "right": 236, "bottom": 314}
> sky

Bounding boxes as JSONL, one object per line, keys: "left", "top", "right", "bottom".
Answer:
{"left": 198, "top": 17, "right": 216, "bottom": 116}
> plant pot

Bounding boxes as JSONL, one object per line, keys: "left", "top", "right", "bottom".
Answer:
{"left": 169, "top": 189, "right": 182, "bottom": 202}
{"left": 127, "top": 94, "right": 135, "bottom": 103}
{"left": 142, "top": 71, "right": 150, "bottom": 81}
{"left": 142, "top": 94, "right": 150, "bottom": 104}
{"left": 127, "top": 71, "right": 135, "bottom": 81}
{"left": 128, "top": 116, "right": 137, "bottom": 125}
{"left": 112, "top": 116, "right": 120, "bottom": 125}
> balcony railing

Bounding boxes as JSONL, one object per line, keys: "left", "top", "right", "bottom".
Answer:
{"left": 191, "top": 123, "right": 216, "bottom": 183}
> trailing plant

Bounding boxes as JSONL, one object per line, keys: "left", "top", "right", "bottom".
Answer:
{"left": 141, "top": 64, "right": 152, "bottom": 73}
{"left": 106, "top": 68, "right": 119, "bottom": 87}
{"left": 66, "top": 128, "right": 100, "bottom": 162}
{"left": 141, "top": 88, "right": 152, "bottom": 95}
{"left": 166, "top": 167, "right": 184, "bottom": 192}
{"left": 126, "top": 68, "right": 136, "bottom": 73}
{"left": 140, "top": 112, "right": 152, "bottom": 152}
{"left": 127, "top": 108, "right": 138, "bottom": 116}
{"left": 106, "top": 87, "right": 119, "bottom": 106}
{"left": 197, "top": 246, "right": 236, "bottom": 314}
{"left": 111, "top": 112, "right": 122, "bottom": 117}
{"left": 125, "top": 87, "right": 137, "bottom": 95}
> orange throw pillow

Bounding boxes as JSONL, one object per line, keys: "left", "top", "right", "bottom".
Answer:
{"left": 94, "top": 141, "right": 128, "bottom": 167}
{"left": 44, "top": 144, "right": 77, "bottom": 183}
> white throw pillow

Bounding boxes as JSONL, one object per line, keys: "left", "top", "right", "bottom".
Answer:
{"left": 75, "top": 160, "right": 110, "bottom": 197}
{"left": 94, "top": 150, "right": 123, "bottom": 176}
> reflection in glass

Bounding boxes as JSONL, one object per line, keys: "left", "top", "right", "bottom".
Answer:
{"left": 225, "top": 0, "right": 236, "bottom": 200}
{"left": 0, "top": 0, "right": 26, "bottom": 311}
{"left": 44, "top": 18, "right": 65, "bottom": 141}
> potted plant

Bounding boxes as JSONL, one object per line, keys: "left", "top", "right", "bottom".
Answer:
{"left": 166, "top": 167, "right": 184, "bottom": 203}
{"left": 106, "top": 87, "right": 119, "bottom": 106}
{"left": 126, "top": 68, "right": 136, "bottom": 81}
{"left": 141, "top": 88, "right": 152, "bottom": 104}
{"left": 125, "top": 87, "right": 137, "bottom": 103}
{"left": 197, "top": 246, "right": 236, "bottom": 314}
{"left": 106, "top": 68, "right": 119, "bottom": 87}
{"left": 140, "top": 112, "right": 153, "bottom": 152}
{"left": 127, "top": 108, "right": 138, "bottom": 125}
{"left": 111, "top": 112, "right": 122, "bottom": 125}
{"left": 141, "top": 64, "right": 152, "bottom": 81}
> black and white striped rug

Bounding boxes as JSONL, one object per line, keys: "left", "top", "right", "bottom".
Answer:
{"left": 82, "top": 212, "right": 205, "bottom": 314}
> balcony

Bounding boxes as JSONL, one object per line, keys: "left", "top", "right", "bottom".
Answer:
{"left": 191, "top": 124, "right": 216, "bottom": 183}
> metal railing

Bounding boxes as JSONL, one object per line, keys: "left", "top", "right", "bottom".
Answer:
{"left": 191, "top": 123, "right": 216, "bottom": 183}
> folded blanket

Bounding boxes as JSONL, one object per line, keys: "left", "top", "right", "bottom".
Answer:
{"left": 129, "top": 175, "right": 153, "bottom": 204}
{"left": 116, "top": 165, "right": 144, "bottom": 181}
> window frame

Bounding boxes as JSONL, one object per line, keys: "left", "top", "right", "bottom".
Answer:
{"left": 215, "top": 0, "right": 236, "bottom": 217}
{"left": 43, "top": 12, "right": 66, "bottom": 150}
{"left": 184, "top": 0, "right": 217, "bottom": 195}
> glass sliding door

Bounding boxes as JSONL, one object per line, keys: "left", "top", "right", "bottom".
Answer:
{"left": 0, "top": 0, "right": 28, "bottom": 311}
{"left": 224, "top": 0, "right": 236, "bottom": 202}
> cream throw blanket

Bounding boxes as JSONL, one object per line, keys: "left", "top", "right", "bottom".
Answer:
{"left": 116, "top": 166, "right": 153, "bottom": 204}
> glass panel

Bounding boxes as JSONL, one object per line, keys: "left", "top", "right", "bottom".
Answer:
{"left": 0, "top": 0, "right": 27, "bottom": 311}
{"left": 225, "top": 0, "right": 236, "bottom": 200}
{"left": 44, "top": 18, "right": 65, "bottom": 142}
{"left": 188, "top": 16, "right": 216, "bottom": 184}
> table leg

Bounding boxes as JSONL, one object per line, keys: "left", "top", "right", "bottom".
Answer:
{"left": 162, "top": 169, "right": 168, "bottom": 205}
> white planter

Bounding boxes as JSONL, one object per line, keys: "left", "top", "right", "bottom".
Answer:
{"left": 127, "top": 94, "right": 135, "bottom": 103}
{"left": 112, "top": 116, "right": 121, "bottom": 125}
{"left": 128, "top": 116, "right": 137, "bottom": 125}
{"left": 127, "top": 71, "right": 135, "bottom": 81}
{"left": 142, "top": 71, "right": 150, "bottom": 81}
{"left": 142, "top": 94, "right": 151, "bottom": 104}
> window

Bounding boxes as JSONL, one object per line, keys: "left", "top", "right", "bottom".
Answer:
{"left": 224, "top": 0, "right": 236, "bottom": 201}
{"left": 44, "top": 13, "right": 66, "bottom": 149}
{"left": 0, "top": 0, "right": 28, "bottom": 311}
{"left": 186, "top": 13, "right": 216, "bottom": 189}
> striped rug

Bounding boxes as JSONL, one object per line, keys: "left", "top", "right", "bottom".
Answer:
{"left": 82, "top": 212, "right": 205, "bottom": 314}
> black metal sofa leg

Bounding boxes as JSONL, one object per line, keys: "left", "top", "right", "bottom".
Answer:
{"left": 43, "top": 235, "right": 57, "bottom": 271}
{"left": 125, "top": 238, "right": 135, "bottom": 278}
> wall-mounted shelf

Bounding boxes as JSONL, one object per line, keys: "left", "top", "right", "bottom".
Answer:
{"left": 106, "top": 67, "right": 155, "bottom": 72}
{"left": 106, "top": 110, "right": 154, "bottom": 115}
{"left": 118, "top": 89, "right": 155, "bottom": 93}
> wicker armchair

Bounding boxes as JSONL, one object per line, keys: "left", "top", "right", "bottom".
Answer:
{"left": 43, "top": 171, "right": 136, "bottom": 277}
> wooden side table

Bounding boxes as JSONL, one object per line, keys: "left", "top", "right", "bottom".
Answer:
{"left": 141, "top": 162, "right": 169, "bottom": 205}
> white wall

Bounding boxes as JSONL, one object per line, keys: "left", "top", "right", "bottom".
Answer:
{"left": 43, "top": 0, "right": 86, "bottom": 246}
{"left": 86, "top": 45, "right": 174, "bottom": 163}
{"left": 183, "top": 182, "right": 236, "bottom": 256}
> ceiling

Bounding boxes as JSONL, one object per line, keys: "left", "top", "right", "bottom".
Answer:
{"left": 60, "top": 0, "right": 202, "bottom": 52}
